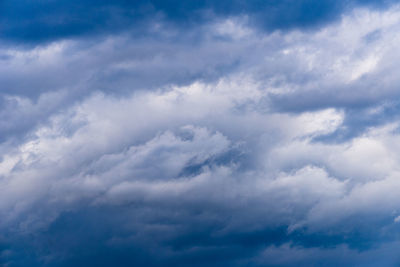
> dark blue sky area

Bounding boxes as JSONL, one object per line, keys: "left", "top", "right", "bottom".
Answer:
{"left": 0, "top": 0, "right": 396, "bottom": 44}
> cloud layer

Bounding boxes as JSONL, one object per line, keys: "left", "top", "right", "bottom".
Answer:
{"left": 2, "top": 1, "right": 400, "bottom": 266}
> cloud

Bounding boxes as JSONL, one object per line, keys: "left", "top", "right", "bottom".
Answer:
{"left": 0, "top": 0, "right": 397, "bottom": 44}
{"left": 3, "top": 2, "right": 400, "bottom": 266}
{"left": 0, "top": 78, "right": 398, "bottom": 265}
{"left": 2, "top": 4, "right": 400, "bottom": 147}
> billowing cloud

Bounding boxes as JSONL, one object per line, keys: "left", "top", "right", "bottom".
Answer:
{"left": 3, "top": 1, "right": 400, "bottom": 267}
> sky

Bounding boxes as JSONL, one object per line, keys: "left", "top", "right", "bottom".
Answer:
{"left": 2, "top": 0, "right": 400, "bottom": 266}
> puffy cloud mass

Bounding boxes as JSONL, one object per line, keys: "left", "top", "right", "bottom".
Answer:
{"left": 3, "top": 1, "right": 400, "bottom": 266}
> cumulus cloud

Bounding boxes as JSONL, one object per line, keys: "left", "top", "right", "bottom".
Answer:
{"left": 0, "top": 79, "right": 397, "bottom": 265}
{"left": 3, "top": 1, "right": 400, "bottom": 266}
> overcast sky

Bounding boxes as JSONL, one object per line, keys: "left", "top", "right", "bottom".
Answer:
{"left": 2, "top": 1, "right": 400, "bottom": 266}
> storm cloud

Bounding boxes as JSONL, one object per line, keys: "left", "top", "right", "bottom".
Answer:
{"left": 2, "top": 1, "right": 400, "bottom": 266}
